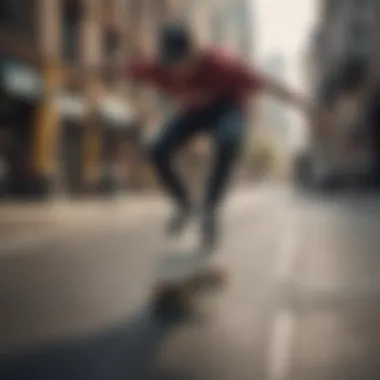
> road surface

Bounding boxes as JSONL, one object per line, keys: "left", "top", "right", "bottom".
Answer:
{"left": 0, "top": 185, "right": 380, "bottom": 380}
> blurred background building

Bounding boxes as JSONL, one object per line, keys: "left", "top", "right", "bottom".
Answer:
{"left": 262, "top": 54, "right": 290, "bottom": 146}
{"left": 0, "top": 0, "right": 258, "bottom": 200}
{"left": 173, "top": 0, "right": 255, "bottom": 58}
{"left": 296, "top": 0, "right": 380, "bottom": 191}
{"left": 0, "top": 0, "right": 169, "bottom": 199}
{"left": 246, "top": 53, "right": 293, "bottom": 181}
{"left": 262, "top": 54, "right": 292, "bottom": 178}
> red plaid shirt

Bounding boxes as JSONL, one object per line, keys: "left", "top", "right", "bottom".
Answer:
{"left": 126, "top": 48, "right": 263, "bottom": 110}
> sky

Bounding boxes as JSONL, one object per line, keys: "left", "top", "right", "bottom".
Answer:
{"left": 253, "top": 0, "right": 317, "bottom": 148}
{"left": 254, "top": 0, "right": 317, "bottom": 89}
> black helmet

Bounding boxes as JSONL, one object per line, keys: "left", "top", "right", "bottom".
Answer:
{"left": 158, "top": 23, "right": 192, "bottom": 65}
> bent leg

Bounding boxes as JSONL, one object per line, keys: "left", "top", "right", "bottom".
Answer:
{"left": 150, "top": 111, "right": 201, "bottom": 209}
{"left": 202, "top": 107, "right": 246, "bottom": 249}
{"left": 205, "top": 108, "right": 246, "bottom": 210}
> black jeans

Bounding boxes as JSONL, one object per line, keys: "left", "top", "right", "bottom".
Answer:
{"left": 149, "top": 100, "right": 246, "bottom": 212}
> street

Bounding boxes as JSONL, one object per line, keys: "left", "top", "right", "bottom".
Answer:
{"left": 0, "top": 185, "right": 380, "bottom": 380}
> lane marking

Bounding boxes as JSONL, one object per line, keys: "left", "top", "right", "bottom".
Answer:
{"left": 268, "top": 310, "right": 295, "bottom": 380}
{"left": 268, "top": 212, "right": 298, "bottom": 380}
{"left": 274, "top": 225, "right": 297, "bottom": 282}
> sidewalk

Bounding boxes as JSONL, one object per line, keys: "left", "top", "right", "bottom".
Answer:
{"left": 0, "top": 193, "right": 168, "bottom": 252}
{"left": 0, "top": 193, "right": 165, "bottom": 239}
{"left": 0, "top": 184, "right": 273, "bottom": 251}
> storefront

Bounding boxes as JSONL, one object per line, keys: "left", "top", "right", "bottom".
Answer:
{"left": 57, "top": 92, "right": 88, "bottom": 196}
{"left": 97, "top": 97, "right": 138, "bottom": 194}
{"left": 0, "top": 58, "right": 44, "bottom": 198}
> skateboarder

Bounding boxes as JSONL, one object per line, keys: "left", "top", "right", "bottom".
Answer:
{"left": 84, "top": 22, "right": 328, "bottom": 254}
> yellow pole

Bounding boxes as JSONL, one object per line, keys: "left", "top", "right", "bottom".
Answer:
{"left": 82, "top": 80, "right": 102, "bottom": 190}
{"left": 33, "top": 60, "right": 61, "bottom": 178}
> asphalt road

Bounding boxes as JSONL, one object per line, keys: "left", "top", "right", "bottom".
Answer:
{"left": 1, "top": 185, "right": 380, "bottom": 380}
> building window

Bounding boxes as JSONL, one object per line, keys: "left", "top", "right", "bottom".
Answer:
{"left": 103, "top": 29, "right": 121, "bottom": 59}
{"left": 0, "top": 0, "right": 36, "bottom": 38}
{"left": 62, "top": 1, "right": 82, "bottom": 63}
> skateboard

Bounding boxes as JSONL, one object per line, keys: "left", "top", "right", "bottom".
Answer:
{"left": 152, "top": 253, "right": 227, "bottom": 316}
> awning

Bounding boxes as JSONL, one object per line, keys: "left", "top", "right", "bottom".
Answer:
{"left": 57, "top": 92, "right": 88, "bottom": 120}
{"left": 0, "top": 59, "right": 42, "bottom": 100}
{"left": 98, "top": 97, "right": 136, "bottom": 129}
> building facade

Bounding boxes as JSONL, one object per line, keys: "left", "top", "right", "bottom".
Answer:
{"left": 310, "top": 0, "right": 380, "bottom": 106}
{"left": 176, "top": 0, "right": 255, "bottom": 60}
{"left": 0, "top": 0, "right": 257, "bottom": 198}
{"left": 299, "top": 0, "right": 380, "bottom": 189}
{"left": 262, "top": 54, "right": 290, "bottom": 144}
{"left": 0, "top": 0, "right": 175, "bottom": 198}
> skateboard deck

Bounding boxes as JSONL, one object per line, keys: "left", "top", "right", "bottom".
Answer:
{"left": 152, "top": 252, "right": 227, "bottom": 316}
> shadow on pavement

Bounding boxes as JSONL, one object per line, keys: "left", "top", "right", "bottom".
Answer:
{"left": 0, "top": 308, "right": 193, "bottom": 380}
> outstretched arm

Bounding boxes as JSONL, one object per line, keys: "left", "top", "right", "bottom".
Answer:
{"left": 228, "top": 58, "right": 315, "bottom": 115}
{"left": 260, "top": 74, "right": 311, "bottom": 113}
{"left": 259, "top": 74, "right": 333, "bottom": 135}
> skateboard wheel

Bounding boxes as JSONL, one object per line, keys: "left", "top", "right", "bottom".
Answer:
{"left": 152, "top": 265, "right": 226, "bottom": 317}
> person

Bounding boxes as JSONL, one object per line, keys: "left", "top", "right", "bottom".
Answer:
{"left": 84, "top": 22, "right": 326, "bottom": 254}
